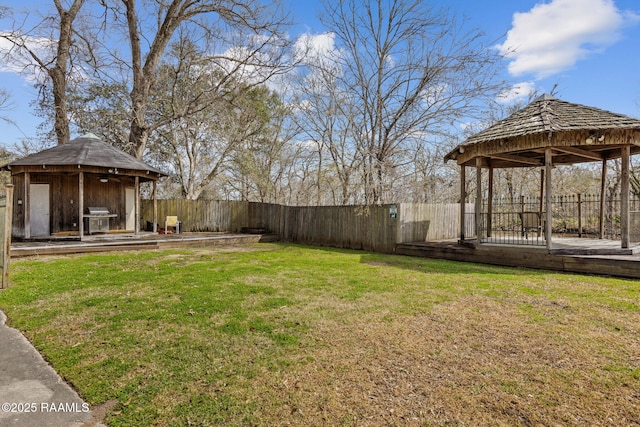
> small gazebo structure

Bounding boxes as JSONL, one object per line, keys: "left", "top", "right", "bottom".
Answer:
{"left": 1, "top": 133, "right": 166, "bottom": 240}
{"left": 445, "top": 94, "right": 640, "bottom": 250}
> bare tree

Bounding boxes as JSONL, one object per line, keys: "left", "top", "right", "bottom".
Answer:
{"left": 143, "top": 37, "right": 289, "bottom": 200}
{"left": 228, "top": 95, "right": 300, "bottom": 203}
{"left": 294, "top": 54, "right": 363, "bottom": 205}
{"left": 66, "top": 80, "right": 133, "bottom": 147}
{"left": 0, "top": 88, "right": 14, "bottom": 126}
{"left": 104, "top": 0, "right": 293, "bottom": 158}
{"left": 1, "top": 0, "right": 89, "bottom": 145}
{"left": 313, "top": 0, "right": 504, "bottom": 204}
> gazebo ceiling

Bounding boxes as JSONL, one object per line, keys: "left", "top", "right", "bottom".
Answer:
{"left": 445, "top": 94, "right": 640, "bottom": 168}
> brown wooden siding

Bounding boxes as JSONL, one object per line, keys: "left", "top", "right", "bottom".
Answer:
{"left": 82, "top": 174, "right": 136, "bottom": 231}
{"left": 10, "top": 172, "right": 138, "bottom": 236}
{"left": 11, "top": 174, "right": 25, "bottom": 238}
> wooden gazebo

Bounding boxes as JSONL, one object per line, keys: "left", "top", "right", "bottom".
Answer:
{"left": 1, "top": 133, "right": 166, "bottom": 240}
{"left": 444, "top": 94, "right": 640, "bottom": 250}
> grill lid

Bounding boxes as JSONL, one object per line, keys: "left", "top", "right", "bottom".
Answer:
{"left": 87, "top": 207, "right": 110, "bottom": 215}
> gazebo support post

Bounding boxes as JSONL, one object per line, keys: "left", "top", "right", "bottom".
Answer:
{"left": 487, "top": 166, "right": 493, "bottom": 238}
{"left": 459, "top": 165, "right": 466, "bottom": 242}
{"left": 544, "top": 148, "right": 553, "bottom": 250}
{"left": 135, "top": 176, "right": 140, "bottom": 235}
{"left": 475, "top": 157, "right": 483, "bottom": 244}
{"left": 599, "top": 159, "right": 607, "bottom": 239}
{"left": 24, "top": 172, "right": 30, "bottom": 239}
{"left": 539, "top": 169, "right": 544, "bottom": 230}
{"left": 78, "top": 172, "right": 84, "bottom": 241}
{"left": 153, "top": 180, "right": 158, "bottom": 233}
{"left": 621, "top": 145, "right": 630, "bottom": 249}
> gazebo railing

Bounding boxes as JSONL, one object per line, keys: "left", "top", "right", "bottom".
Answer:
{"left": 468, "top": 193, "right": 640, "bottom": 245}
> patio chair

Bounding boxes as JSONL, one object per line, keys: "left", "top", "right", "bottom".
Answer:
{"left": 164, "top": 216, "right": 181, "bottom": 234}
{"left": 520, "top": 212, "right": 542, "bottom": 239}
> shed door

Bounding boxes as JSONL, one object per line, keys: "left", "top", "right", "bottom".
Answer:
{"left": 30, "top": 184, "right": 50, "bottom": 237}
{"left": 125, "top": 187, "right": 135, "bottom": 231}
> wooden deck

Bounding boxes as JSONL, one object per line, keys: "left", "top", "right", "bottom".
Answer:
{"left": 10, "top": 232, "right": 640, "bottom": 279}
{"left": 10, "top": 232, "right": 279, "bottom": 257}
{"left": 395, "top": 238, "right": 640, "bottom": 279}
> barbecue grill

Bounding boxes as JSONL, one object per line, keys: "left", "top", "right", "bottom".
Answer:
{"left": 85, "top": 207, "right": 118, "bottom": 234}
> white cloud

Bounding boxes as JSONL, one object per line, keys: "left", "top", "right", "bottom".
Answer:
{"left": 294, "top": 32, "right": 340, "bottom": 66}
{"left": 288, "top": 32, "right": 346, "bottom": 97}
{"left": 0, "top": 32, "right": 55, "bottom": 82}
{"left": 497, "top": 82, "right": 537, "bottom": 104}
{"left": 497, "top": 0, "right": 640, "bottom": 79}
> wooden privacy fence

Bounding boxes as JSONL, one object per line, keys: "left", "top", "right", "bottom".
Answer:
{"left": 399, "top": 202, "right": 475, "bottom": 241}
{"left": 140, "top": 199, "right": 250, "bottom": 233}
{"left": 141, "top": 200, "right": 471, "bottom": 253}
{"left": 264, "top": 204, "right": 398, "bottom": 253}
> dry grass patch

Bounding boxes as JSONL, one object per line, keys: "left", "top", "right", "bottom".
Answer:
{"left": 249, "top": 294, "right": 639, "bottom": 426}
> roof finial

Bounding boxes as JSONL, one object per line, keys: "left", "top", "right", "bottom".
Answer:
{"left": 534, "top": 93, "right": 556, "bottom": 102}
{"left": 80, "top": 132, "right": 100, "bottom": 140}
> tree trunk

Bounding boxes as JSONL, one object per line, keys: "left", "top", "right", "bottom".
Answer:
{"left": 52, "top": 0, "right": 85, "bottom": 144}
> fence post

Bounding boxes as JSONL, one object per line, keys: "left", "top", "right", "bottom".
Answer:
{"left": 577, "top": 193, "right": 582, "bottom": 238}
{"left": 520, "top": 195, "right": 525, "bottom": 237}
{"left": 2, "top": 185, "right": 14, "bottom": 289}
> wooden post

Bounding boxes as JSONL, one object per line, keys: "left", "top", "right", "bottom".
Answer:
{"left": 24, "top": 172, "right": 30, "bottom": 239}
{"left": 599, "top": 159, "right": 607, "bottom": 239}
{"left": 475, "top": 157, "right": 483, "bottom": 244}
{"left": 577, "top": 193, "right": 582, "bottom": 238}
{"left": 460, "top": 165, "right": 466, "bottom": 242}
{"left": 621, "top": 145, "right": 630, "bottom": 249}
{"left": 135, "top": 176, "right": 140, "bottom": 235}
{"left": 539, "top": 169, "right": 544, "bottom": 232}
{"left": 153, "top": 180, "right": 158, "bottom": 233}
{"left": 545, "top": 148, "right": 553, "bottom": 250}
{"left": 520, "top": 195, "right": 525, "bottom": 237}
{"left": 78, "top": 172, "right": 84, "bottom": 240}
{"left": 487, "top": 166, "right": 493, "bottom": 238}
{"left": 2, "top": 185, "right": 14, "bottom": 289}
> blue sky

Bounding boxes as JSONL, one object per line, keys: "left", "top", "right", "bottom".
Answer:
{"left": 1, "top": 0, "right": 639, "bottom": 148}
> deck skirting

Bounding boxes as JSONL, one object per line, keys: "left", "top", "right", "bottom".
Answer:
{"left": 10, "top": 233, "right": 279, "bottom": 258}
{"left": 395, "top": 240, "right": 640, "bottom": 279}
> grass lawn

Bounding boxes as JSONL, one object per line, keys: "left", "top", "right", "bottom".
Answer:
{"left": 0, "top": 243, "right": 638, "bottom": 426}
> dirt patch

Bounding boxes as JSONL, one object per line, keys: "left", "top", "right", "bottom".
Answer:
{"left": 362, "top": 261, "right": 392, "bottom": 267}
{"left": 83, "top": 399, "right": 118, "bottom": 427}
{"left": 194, "top": 245, "right": 277, "bottom": 254}
{"left": 145, "top": 253, "right": 186, "bottom": 266}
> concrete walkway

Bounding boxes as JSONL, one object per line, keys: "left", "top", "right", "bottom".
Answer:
{"left": 0, "top": 310, "right": 104, "bottom": 426}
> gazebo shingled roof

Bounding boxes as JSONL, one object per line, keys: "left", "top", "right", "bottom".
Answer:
{"left": 1, "top": 133, "right": 166, "bottom": 239}
{"left": 4, "top": 133, "right": 165, "bottom": 179}
{"left": 445, "top": 94, "right": 640, "bottom": 168}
